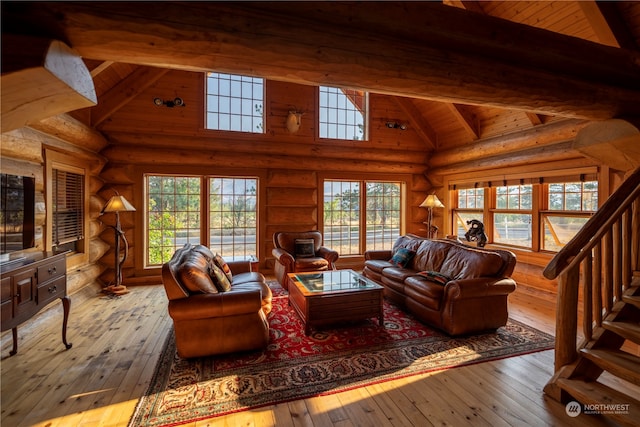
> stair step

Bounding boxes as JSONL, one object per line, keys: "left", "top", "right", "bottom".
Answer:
{"left": 622, "top": 294, "right": 640, "bottom": 309}
{"left": 580, "top": 348, "right": 640, "bottom": 387}
{"left": 602, "top": 320, "right": 640, "bottom": 345}
{"left": 556, "top": 378, "right": 640, "bottom": 427}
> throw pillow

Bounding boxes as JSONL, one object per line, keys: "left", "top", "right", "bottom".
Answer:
{"left": 389, "top": 248, "right": 416, "bottom": 268}
{"left": 178, "top": 251, "right": 218, "bottom": 294}
{"left": 210, "top": 262, "right": 232, "bottom": 292}
{"left": 213, "top": 253, "right": 233, "bottom": 282}
{"left": 295, "top": 238, "right": 316, "bottom": 258}
{"left": 417, "top": 270, "right": 451, "bottom": 285}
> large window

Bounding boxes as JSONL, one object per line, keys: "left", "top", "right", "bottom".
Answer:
{"left": 205, "top": 72, "right": 264, "bottom": 133}
{"left": 494, "top": 184, "right": 532, "bottom": 247}
{"left": 209, "top": 177, "right": 257, "bottom": 258}
{"left": 323, "top": 180, "right": 401, "bottom": 255}
{"left": 319, "top": 86, "right": 367, "bottom": 140}
{"left": 450, "top": 177, "right": 597, "bottom": 252}
{"left": 145, "top": 175, "right": 258, "bottom": 266}
{"left": 453, "top": 188, "right": 484, "bottom": 238}
{"left": 45, "top": 150, "right": 88, "bottom": 257}
{"left": 542, "top": 181, "right": 597, "bottom": 251}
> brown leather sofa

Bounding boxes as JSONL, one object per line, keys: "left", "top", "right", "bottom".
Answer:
{"left": 272, "top": 231, "right": 339, "bottom": 289}
{"left": 363, "top": 234, "right": 516, "bottom": 335}
{"left": 162, "top": 244, "right": 272, "bottom": 358}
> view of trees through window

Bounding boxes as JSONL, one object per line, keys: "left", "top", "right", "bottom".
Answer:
{"left": 146, "top": 175, "right": 257, "bottom": 266}
{"left": 323, "top": 180, "right": 401, "bottom": 255}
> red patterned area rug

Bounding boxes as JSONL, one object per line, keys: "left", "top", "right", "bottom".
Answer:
{"left": 129, "top": 282, "right": 554, "bottom": 427}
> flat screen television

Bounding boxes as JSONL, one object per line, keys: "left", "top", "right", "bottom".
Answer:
{"left": 0, "top": 173, "right": 36, "bottom": 255}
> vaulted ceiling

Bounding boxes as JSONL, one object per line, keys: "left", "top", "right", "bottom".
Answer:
{"left": 3, "top": 1, "right": 640, "bottom": 153}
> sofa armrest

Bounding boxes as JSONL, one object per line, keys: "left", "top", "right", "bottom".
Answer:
{"left": 317, "top": 246, "right": 339, "bottom": 264}
{"left": 364, "top": 250, "right": 392, "bottom": 261}
{"left": 444, "top": 277, "right": 517, "bottom": 300}
{"left": 168, "top": 288, "right": 262, "bottom": 321}
{"left": 272, "top": 248, "right": 295, "bottom": 267}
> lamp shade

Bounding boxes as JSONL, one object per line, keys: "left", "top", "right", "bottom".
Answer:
{"left": 101, "top": 195, "right": 136, "bottom": 213}
{"left": 419, "top": 194, "right": 444, "bottom": 209}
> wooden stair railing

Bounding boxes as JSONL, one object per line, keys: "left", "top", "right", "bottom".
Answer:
{"left": 543, "top": 166, "right": 640, "bottom": 426}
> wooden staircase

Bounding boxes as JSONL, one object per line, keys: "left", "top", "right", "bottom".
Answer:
{"left": 543, "top": 166, "right": 640, "bottom": 426}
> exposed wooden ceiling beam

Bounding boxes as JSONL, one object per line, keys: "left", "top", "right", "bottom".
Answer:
{"left": 3, "top": 2, "right": 640, "bottom": 120}
{"left": 91, "top": 66, "right": 169, "bottom": 127}
{"left": 579, "top": 1, "right": 637, "bottom": 50}
{"left": 447, "top": 104, "right": 479, "bottom": 140}
{"left": 429, "top": 119, "right": 590, "bottom": 170}
{"left": 89, "top": 60, "right": 114, "bottom": 78}
{"left": 1, "top": 35, "right": 97, "bottom": 133}
{"left": 394, "top": 98, "right": 437, "bottom": 150}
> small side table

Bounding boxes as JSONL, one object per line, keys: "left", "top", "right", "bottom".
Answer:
{"left": 228, "top": 255, "right": 259, "bottom": 272}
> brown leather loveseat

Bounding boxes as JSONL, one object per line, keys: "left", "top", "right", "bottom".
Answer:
{"left": 363, "top": 234, "right": 516, "bottom": 335}
{"left": 162, "top": 244, "right": 272, "bottom": 358}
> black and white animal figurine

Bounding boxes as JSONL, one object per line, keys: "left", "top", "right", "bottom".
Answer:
{"left": 465, "top": 219, "right": 488, "bottom": 247}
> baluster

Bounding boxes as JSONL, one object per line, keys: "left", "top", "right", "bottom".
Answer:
{"left": 603, "top": 230, "right": 613, "bottom": 313}
{"left": 593, "top": 242, "right": 603, "bottom": 326}
{"left": 583, "top": 253, "right": 593, "bottom": 341}
{"left": 613, "top": 218, "right": 622, "bottom": 301}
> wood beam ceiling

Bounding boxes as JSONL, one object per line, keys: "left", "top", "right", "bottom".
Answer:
{"left": 4, "top": 2, "right": 640, "bottom": 121}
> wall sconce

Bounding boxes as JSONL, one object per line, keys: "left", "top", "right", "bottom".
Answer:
{"left": 419, "top": 193, "right": 445, "bottom": 239}
{"left": 386, "top": 121, "right": 407, "bottom": 130}
{"left": 154, "top": 97, "right": 185, "bottom": 108}
{"left": 286, "top": 110, "right": 303, "bottom": 133}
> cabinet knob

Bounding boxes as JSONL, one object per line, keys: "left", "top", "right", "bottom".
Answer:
{"left": 48, "top": 266, "right": 57, "bottom": 274}
{"left": 48, "top": 285, "right": 57, "bottom": 294}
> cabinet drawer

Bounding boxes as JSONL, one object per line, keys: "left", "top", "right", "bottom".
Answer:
{"left": 37, "top": 258, "right": 66, "bottom": 284}
{"left": 1, "top": 277, "right": 11, "bottom": 304}
{"left": 37, "top": 276, "right": 66, "bottom": 306}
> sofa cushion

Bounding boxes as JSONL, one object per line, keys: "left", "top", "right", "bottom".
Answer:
{"left": 177, "top": 250, "right": 219, "bottom": 294}
{"left": 294, "top": 257, "right": 329, "bottom": 271}
{"left": 364, "top": 259, "right": 394, "bottom": 274}
{"left": 412, "top": 240, "right": 453, "bottom": 272}
{"left": 390, "top": 248, "right": 416, "bottom": 267}
{"left": 382, "top": 266, "right": 417, "bottom": 282}
{"left": 440, "top": 246, "right": 503, "bottom": 279}
{"left": 404, "top": 276, "right": 444, "bottom": 311}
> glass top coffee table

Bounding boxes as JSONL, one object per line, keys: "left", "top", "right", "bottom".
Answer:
{"left": 287, "top": 269, "right": 384, "bottom": 335}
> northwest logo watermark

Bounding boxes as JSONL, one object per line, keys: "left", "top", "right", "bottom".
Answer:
{"left": 565, "top": 401, "right": 630, "bottom": 417}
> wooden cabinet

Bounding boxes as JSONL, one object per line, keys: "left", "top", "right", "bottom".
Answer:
{"left": 0, "top": 252, "right": 72, "bottom": 356}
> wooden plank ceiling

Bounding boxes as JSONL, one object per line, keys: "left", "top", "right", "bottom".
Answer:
{"left": 4, "top": 1, "right": 640, "bottom": 152}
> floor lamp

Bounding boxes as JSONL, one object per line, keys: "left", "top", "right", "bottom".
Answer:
{"left": 101, "top": 193, "right": 136, "bottom": 295}
{"left": 419, "top": 194, "right": 444, "bottom": 239}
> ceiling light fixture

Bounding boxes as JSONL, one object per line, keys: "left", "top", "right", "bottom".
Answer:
{"left": 386, "top": 121, "right": 407, "bottom": 130}
{"left": 153, "top": 97, "right": 186, "bottom": 108}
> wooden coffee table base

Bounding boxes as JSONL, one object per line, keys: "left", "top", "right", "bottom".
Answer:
{"left": 288, "top": 272, "right": 384, "bottom": 335}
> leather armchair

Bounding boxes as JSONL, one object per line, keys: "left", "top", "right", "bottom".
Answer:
{"left": 162, "top": 244, "right": 272, "bottom": 358}
{"left": 272, "top": 231, "right": 339, "bottom": 289}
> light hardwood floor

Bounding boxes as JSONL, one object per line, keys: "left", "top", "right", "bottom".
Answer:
{"left": 0, "top": 281, "right": 623, "bottom": 427}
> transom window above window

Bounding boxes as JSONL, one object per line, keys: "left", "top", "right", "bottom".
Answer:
{"left": 205, "top": 72, "right": 264, "bottom": 133}
{"left": 319, "top": 86, "right": 367, "bottom": 141}
{"left": 548, "top": 181, "right": 598, "bottom": 211}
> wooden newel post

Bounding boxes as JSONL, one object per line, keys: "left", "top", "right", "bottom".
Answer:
{"left": 554, "top": 267, "right": 580, "bottom": 369}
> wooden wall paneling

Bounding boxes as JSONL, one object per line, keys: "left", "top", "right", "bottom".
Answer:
{"left": 1, "top": 129, "right": 47, "bottom": 163}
